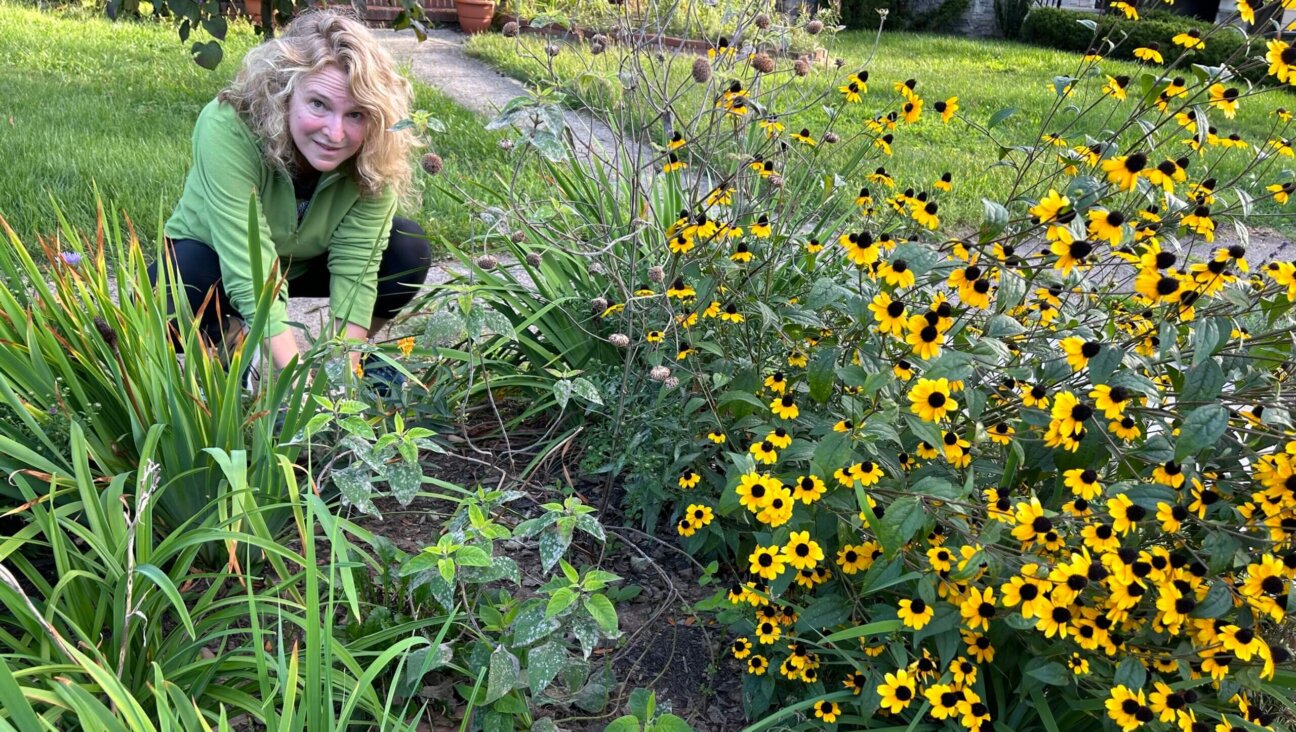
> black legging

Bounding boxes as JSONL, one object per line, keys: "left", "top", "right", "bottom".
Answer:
{"left": 148, "top": 216, "right": 431, "bottom": 347}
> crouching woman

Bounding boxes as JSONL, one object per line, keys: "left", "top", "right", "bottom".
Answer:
{"left": 154, "top": 10, "right": 431, "bottom": 375}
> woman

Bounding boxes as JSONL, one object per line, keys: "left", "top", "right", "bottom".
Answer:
{"left": 154, "top": 10, "right": 430, "bottom": 377}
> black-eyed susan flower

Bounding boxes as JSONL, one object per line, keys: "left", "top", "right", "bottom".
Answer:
{"left": 1269, "top": 181, "right": 1295, "bottom": 204}
{"left": 765, "top": 428, "right": 792, "bottom": 450}
{"left": 1102, "top": 152, "right": 1147, "bottom": 191}
{"left": 1064, "top": 468, "right": 1103, "bottom": 500}
{"left": 1135, "top": 43, "right": 1163, "bottom": 63}
{"left": 770, "top": 395, "right": 798, "bottom": 420}
{"left": 1172, "top": 28, "right": 1205, "bottom": 49}
{"left": 901, "top": 97, "right": 923, "bottom": 124}
{"left": 1051, "top": 238, "right": 1094, "bottom": 275}
{"left": 1110, "top": 0, "right": 1137, "bottom": 18}
{"left": 1067, "top": 653, "right": 1089, "bottom": 675}
{"left": 749, "top": 440, "right": 778, "bottom": 465}
{"left": 754, "top": 619, "right": 781, "bottom": 645}
{"left": 662, "top": 152, "right": 686, "bottom": 173}
{"left": 748, "top": 544, "right": 786, "bottom": 580}
{"left": 876, "top": 256, "right": 917, "bottom": 288}
{"left": 790, "top": 127, "right": 816, "bottom": 146}
{"left": 787, "top": 349, "right": 808, "bottom": 367}
{"left": 706, "top": 430, "right": 726, "bottom": 444}
{"left": 1061, "top": 337, "right": 1101, "bottom": 371}
{"left": 905, "top": 316, "right": 943, "bottom": 360}
{"left": 960, "top": 586, "right": 997, "bottom": 631}
{"left": 731, "top": 636, "right": 752, "bottom": 659}
{"left": 988, "top": 422, "right": 1015, "bottom": 445}
{"left": 1267, "top": 39, "right": 1296, "bottom": 83}
{"left": 679, "top": 468, "right": 701, "bottom": 489}
{"left": 645, "top": 330, "right": 665, "bottom": 344}
{"left": 719, "top": 303, "right": 744, "bottom": 323}
{"left": 909, "top": 377, "right": 958, "bottom": 422}
{"left": 746, "top": 655, "right": 768, "bottom": 675}
{"left": 898, "top": 598, "right": 934, "bottom": 629}
{"left": 1103, "top": 74, "right": 1130, "bottom": 100}
{"left": 1106, "top": 686, "right": 1150, "bottom": 731}
{"left": 1107, "top": 493, "right": 1147, "bottom": 534}
{"left": 1181, "top": 205, "right": 1215, "bottom": 241}
{"left": 791, "top": 474, "right": 825, "bottom": 504}
{"left": 912, "top": 200, "right": 940, "bottom": 229}
{"left": 782, "top": 531, "right": 823, "bottom": 571}
{"left": 684, "top": 503, "right": 713, "bottom": 530}
{"left": 812, "top": 700, "right": 840, "bottom": 723}
{"left": 924, "top": 683, "right": 963, "bottom": 720}
{"left": 1110, "top": 416, "right": 1140, "bottom": 440}
{"left": 839, "top": 79, "right": 865, "bottom": 103}
{"left": 878, "top": 669, "right": 917, "bottom": 713}
{"left": 853, "top": 460, "right": 884, "bottom": 486}
{"left": 1087, "top": 208, "right": 1126, "bottom": 245}
{"left": 1209, "top": 83, "right": 1240, "bottom": 118}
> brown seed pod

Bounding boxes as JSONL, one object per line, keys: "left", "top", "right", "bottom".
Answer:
{"left": 793, "top": 59, "right": 810, "bottom": 77}
{"left": 751, "top": 53, "right": 775, "bottom": 74}
{"left": 692, "top": 56, "right": 712, "bottom": 83}
{"left": 754, "top": 13, "right": 770, "bottom": 28}
{"left": 421, "top": 153, "right": 444, "bottom": 175}
{"left": 806, "top": 19, "right": 824, "bottom": 34}
{"left": 502, "top": 20, "right": 519, "bottom": 36}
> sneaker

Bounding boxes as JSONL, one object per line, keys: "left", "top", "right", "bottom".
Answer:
{"left": 241, "top": 342, "right": 262, "bottom": 394}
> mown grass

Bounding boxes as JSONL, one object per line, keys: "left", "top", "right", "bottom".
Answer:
{"left": 466, "top": 30, "right": 1296, "bottom": 236}
{"left": 0, "top": 1, "right": 533, "bottom": 247}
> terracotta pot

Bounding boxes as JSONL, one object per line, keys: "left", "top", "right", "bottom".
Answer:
{"left": 455, "top": 0, "right": 496, "bottom": 33}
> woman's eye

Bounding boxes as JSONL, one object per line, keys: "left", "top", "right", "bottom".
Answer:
{"left": 346, "top": 111, "right": 365, "bottom": 120}
{"left": 309, "top": 99, "right": 325, "bottom": 109}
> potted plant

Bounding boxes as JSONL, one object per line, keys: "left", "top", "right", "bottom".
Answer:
{"left": 454, "top": 0, "right": 496, "bottom": 32}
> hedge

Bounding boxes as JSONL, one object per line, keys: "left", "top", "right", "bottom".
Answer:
{"left": 1020, "top": 7, "right": 1262, "bottom": 82}
{"left": 838, "top": 0, "right": 970, "bottom": 32}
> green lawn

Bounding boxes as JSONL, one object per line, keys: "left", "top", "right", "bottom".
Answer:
{"left": 466, "top": 30, "right": 1296, "bottom": 235}
{"left": 0, "top": 1, "right": 531, "bottom": 247}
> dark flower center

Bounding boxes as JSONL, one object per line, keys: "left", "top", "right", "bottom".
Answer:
{"left": 1071, "top": 403, "right": 1093, "bottom": 421}
{"left": 927, "top": 392, "right": 947, "bottom": 408}
{"left": 1033, "top": 516, "right": 1054, "bottom": 533}
{"left": 1125, "top": 153, "right": 1147, "bottom": 172}
{"left": 1106, "top": 211, "right": 1125, "bottom": 226}
{"left": 892, "top": 259, "right": 909, "bottom": 273}
{"left": 1052, "top": 606, "right": 1072, "bottom": 623}
{"left": 795, "top": 543, "right": 810, "bottom": 557}
{"left": 921, "top": 325, "right": 938, "bottom": 343}
{"left": 895, "top": 686, "right": 912, "bottom": 701}
{"left": 1070, "top": 240, "right": 1093, "bottom": 258}
{"left": 1282, "top": 47, "right": 1296, "bottom": 64}
{"left": 910, "top": 599, "right": 927, "bottom": 613}
{"left": 887, "top": 301, "right": 905, "bottom": 317}
{"left": 1153, "top": 253, "right": 1174, "bottom": 269}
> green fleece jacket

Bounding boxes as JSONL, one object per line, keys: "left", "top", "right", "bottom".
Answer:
{"left": 165, "top": 99, "right": 396, "bottom": 337}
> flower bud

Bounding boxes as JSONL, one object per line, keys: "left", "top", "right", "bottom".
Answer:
{"left": 664, "top": 376, "right": 680, "bottom": 389}
{"left": 806, "top": 19, "right": 823, "bottom": 34}
{"left": 526, "top": 252, "right": 543, "bottom": 267}
{"left": 591, "top": 297, "right": 609, "bottom": 315}
{"left": 421, "top": 153, "right": 443, "bottom": 175}
{"left": 545, "top": 44, "right": 560, "bottom": 57}
{"left": 692, "top": 56, "right": 712, "bottom": 83}
{"left": 647, "top": 265, "right": 665, "bottom": 282}
{"left": 502, "top": 20, "right": 519, "bottom": 36}
{"left": 751, "top": 53, "right": 775, "bottom": 74}
{"left": 512, "top": 229, "right": 527, "bottom": 242}
{"left": 591, "top": 41, "right": 606, "bottom": 55}
{"left": 793, "top": 59, "right": 810, "bottom": 77}
{"left": 754, "top": 13, "right": 770, "bottom": 28}
{"left": 823, "top": 132, "right": 839, "bottom": 143}
{"left": 609, "top": 333, "right": 630, "bottom": 347}
{"left": 767, "top": 174, "right": 784, "bottom": 188}
{"left": 650, "top": 365, "right": 671, "bottom": 381}
{"left": 498, "top": 138, "right": 515, "bottom": 151}
{"left": 476, "top": 255, "right": 499, "bottom": 270}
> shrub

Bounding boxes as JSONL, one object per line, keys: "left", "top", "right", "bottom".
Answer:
{"left": 1020, "top": 8, "right": 1261, "bottom": 82}
{"left": 466, "top": 2, "right": 1296, "bottom": 728}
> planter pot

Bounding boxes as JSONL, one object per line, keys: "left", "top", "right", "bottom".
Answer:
{"left": 455, "top": 0, "right": 496, "bottom": 33}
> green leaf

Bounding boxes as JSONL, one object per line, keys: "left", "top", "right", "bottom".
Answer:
{"left": 527, "top": 641, "right": 568, "bottom": 695}
{"left": 338, "top": 415, "right": 376, "bottom": 440}
{"left": 794, "top": 594, "right": 852, "bottom": 633}
{"left": 988, "top": 107, "right": 1018, "bottom": 129}
{"left": 984, "top": 314, "right": 1025, "bottom": 338}
{"left": 190, "top": 39, "right": 223, "bottom": 69}
{"left": 485, "top": 646, "right": 521, "bottom": 703}
{"left": 605, "top": 718, "right": 642, "bottom": 732}
{"left": 456, "top": 545, "right": 493, "bottom": 567}
{"left": 583, "top": 593, "right": 619, "bottom": 635}
{"left": 881, "top": 497, "right": 926, "bottom": 547}
{"left": 629, "top": 687, "right": 655, "bottom": 722}
{"left": 511, "top": 602, "right": 560, "bottom": 647}
{"left": 571, "top": 377, "right": 603, "bottom": 405}
{"left": 1025, "top": 660, "right": 1071, "bottom": 686}
{"left": 438, "top": 558, "right": 455, "bottom": 584}
{"left": 333, "top": 465, "right": 378, "bottom": 516}
{"left": 1193, "top": 317, "right": 1226, "bottom": 365}
{"left": 808, "top": 346, "right": 839, "bottom": 404}
{"left": 1175, "top": 404, "right": 1228, "bottom": 460}
{"left": 547, "top": 587, "right": 579, "bottom": 618}
{"left": 1114, "top": 657, "right": 1147, "bottom": 689}
{"left": 538, "top": 527, "right": 572, "bottom": 572}
{"left": 909, "top": 476, "right": 962, "bottom": 501}
{"left": 1088, "top": 346, "right": 1122, "bottom": 385}
{"left": 553, "top": 379, "right": 574, "bottom": 410}
{"left": 1192, "top": 581, "right": 1233, "bottom": 618}
{"left": 1181, "top": 359, "right": 1224, "bottom": 403}
{"left": 386, "top": 457, "right": 422, "bottom": 506}
{"left": 652, "top": 715, "right": 694, "bottom": 732}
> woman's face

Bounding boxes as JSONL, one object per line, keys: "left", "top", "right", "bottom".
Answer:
{"left": 288, "top": 64, "right": 367, "bottom": 173}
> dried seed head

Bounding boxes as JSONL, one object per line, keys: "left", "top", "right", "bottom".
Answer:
{"left": 647, "top": 265, "right": 665, "bottom": 282}
{"left": 94, "top": 317, "right": 118, "bottom": 351}
{"left": 591, "top": 41, "right": 606, "bottom": 55}
{"left": 421, "top": 153, "right": 444, "bottom": 175}
{"left": 806, "top": 19, "right": 824, "bottom": 34}
{"left": 650, "top": 365, "right": 671, "bottom": 381}
{"left": 823, "top": 132, "right": 839, "bottom": 143}
{"left": 502, "top": 20, "right": 519, "bottom": 36}
{"left": 476, "top": 255, "right": 499, "bottom": 270}
{"left": 591, "top": 297, "right": 609, "bottom": 315}
{"left": 609, "top": 333, "right": 630, "bottom": 347}
{"left": 545, "top": 44, "right": 560, "bottom": 57}
{"left": 754, "top": 13, "right": 770, "bottom": 28}
{"left": 834, "top": 57, "right": 845, "bottom": 68}
{"left": 591, "top": 33, "right": 607, "bottom": 44}
{"left": 512, "top": 229, "right": 527, "bottom": 242}
{"left": 692, "top": 56, "right": 712, "bottom": 83}
{"left": 590, "top": 262, "right": 606, "bottom": 275}
{"left": 793, "top": 59, "right": 810, "bottom": 76}
{"left": 526, "top": 252, "right": 543, "bottom": 266}
{"left": 752, "top": 53, "right": 775, "bottom": 74}
{"left": 767, "top": 174, "right": 784, "bottom": 188}
{"left": 664, "top": 376, "right": 680, "bottom": 389}
{"left": 498, "top": 138, "right": 515, "bottom": 151}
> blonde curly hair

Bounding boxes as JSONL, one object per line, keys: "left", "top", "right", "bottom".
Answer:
{"left": 218, "top": 9, "right": 417, "bottom": 206}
